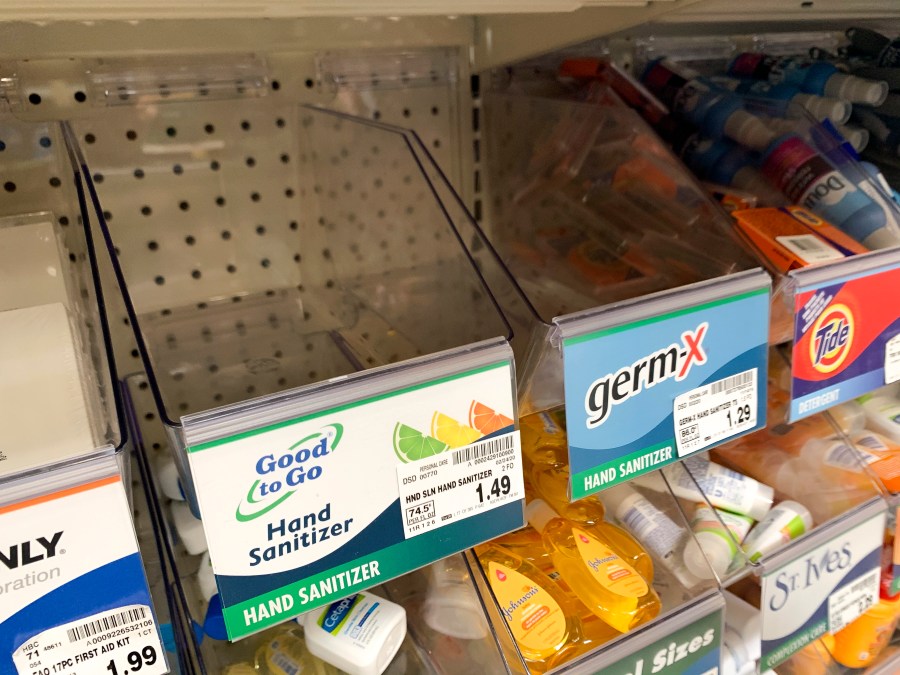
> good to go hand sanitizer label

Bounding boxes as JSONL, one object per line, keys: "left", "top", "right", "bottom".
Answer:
{"left": 0, "top": 474, "right": 166, "bottom": 675}
{"left": 186, "top": 358, "right": 523, "bottom": 640}
{"left": 561, "top": 280, "right": 769, "bottom": 499}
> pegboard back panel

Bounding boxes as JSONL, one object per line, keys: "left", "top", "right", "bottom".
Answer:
{"left": 75, "top": 96, "right": 503, "bottom": 421}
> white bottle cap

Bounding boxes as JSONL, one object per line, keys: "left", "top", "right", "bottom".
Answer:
{"left": 862, "top": 226, "right": 900, "bottom": 250}
{"left": 170, "top": 501, "right": 208, "bottom": 555}
{"left": 525, "top": 499, "right": 559, "bottom": 534}
{"left": 836, "top": 124, "right": 870, "bottom": 152}
{"left": 794, "top": 93, "right": 852, "bottom": 124}
{"left": 197, "top": 551, "right": 217, "bottom": 602}
{"left": 825, "top": 72, "right": 889, "bottom": 106}
{"left": 830, "top": 401, "right": 867, "bottom": 435}
{"left": 156, "top": 458, "right": 185, "bottom": 502}
{"left": 747, "top": 482, "right": 775, "bottom": 521}
{"left": 723, "top": 110, "right": 776, "bottom": 152}
{"left": 684, "top": 532, "right": 732, "bottom": 579}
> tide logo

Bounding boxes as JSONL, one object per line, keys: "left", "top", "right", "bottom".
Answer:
{"left": 810, "top": 304, "right": 854, "bottom": 373}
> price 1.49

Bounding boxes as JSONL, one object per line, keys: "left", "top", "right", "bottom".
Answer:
{"left": 475, "top": 475, "right": 511, "bottom": 503}
{"left": 106, "top": 646, "right": 158, "bottom": 674}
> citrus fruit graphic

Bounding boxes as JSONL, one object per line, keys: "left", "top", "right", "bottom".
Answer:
{"left": 431, "top": 412, "right": 483, "bottom": 448}
{"left": 469, "top": 401, "right": 514, "bottom": 435}
{"left": 393, "top": 422, "right": 449, "bottom": 462}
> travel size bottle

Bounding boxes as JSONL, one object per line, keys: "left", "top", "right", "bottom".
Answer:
{"left": 476, "top": 544, "right": 584, "bottom": 672}
{"left": 525, "top": 499, "right": 661, "bottom": 633}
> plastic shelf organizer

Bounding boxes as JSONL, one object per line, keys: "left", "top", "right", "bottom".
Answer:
{"left": 0, "top": 116, "right": 169, "bottom": 674}
{"left": 72, "top": 98, "right": 525, "bottom": 641}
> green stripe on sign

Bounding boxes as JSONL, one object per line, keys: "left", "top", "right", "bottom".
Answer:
{"left": 571, "top": 440, "right": 675, "bottom": 500}
{"left": 761, "top": 620, "right": 828, "bottom": 671}
{"left": 189, "top": 360, "right": 508, "bottom": 452}
{"left": 563, "top": 287, "right": 768, "bottom": 346}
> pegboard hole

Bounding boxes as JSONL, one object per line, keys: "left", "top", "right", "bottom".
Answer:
{"left": 146, "top": 242, "right": 158, "bottom": 254}
{"left": 215, "top": 196, "right": 226, "bottom": 206}
{"left": 304, "top": 78, "right": 314, "bottom": 89}
{"left": 84, "top": 133, "right": 96, "bottom": 144}
{"left": 39, "top": 136, "right": 51, "bottom": 148}
{"left": 141, "top": 206, "right": 152, "bottom": 216}
{"left": 251, "top": 192, "right": 261, "bottom": 202}
{"left": 166, "top": 126, "right": 177, "bottom": 137}
{"left": 134, "top": 169, "right": 145, "bottom": 179}
{"left": 185, "top": 235, "right": 196, "bottom": 245}
{"left": 28, "top": 93, "right": 41, "bottom": 105}
{"left": 154, "top": 275, "right": 165, "bottom": 285}
{"left": 209, "top": 364, "right": 219, "bottom": 373}
{"left": 191, "top": 269, "right": 202, "bottom": 279}
{"left": 289, "top": 221, "right": 298, "bottom": 230}
{"left": 58, "top": 216, "right": 69, "bottom": 226}
{"left": 256, "top": 225, "right": 266, "bottom": 235}
{"left": 246, "top": 157, "right": 256, "bottom": 168}
{"left": 221, "top": 230, "right": 231, "bottom": 240}
{"left": 210, "top": 160, "right": 220, "bottom": 171}
{"left": 285, "top": 188, "right": 295, "bottom": 198}
{"left": 402, "top": 108, "right": 411, "bottom": 118}
{"left": 0, "top": 141, "right": 5, "bottom": 151}
{"left": 271, "top": 80, "right": 281, "bottom": 91}
{"left": 276, "top": 118, "right": 285, "bottom": 128}
{"left": 93, "top": 173, "right": 104, "bottom": 183}
{"left": 179, "top": 201, "right": 190, "bottom": 211}
{"left": 3, "top": 182, "right": 16, "bottom": 193}
{"left": 126, "top": 130, "right": 137, "bottom": 140}
{"left": 280, "top": 154, "right": 290, "bottom": 164}
{"left": 261, "top": 258, "right": 271, "bottom": 268}
{"left": 241, "top": 120, "right": 251, "bottom": 131}
{"left": 204, "top": 124, "right": 215, "bottom": 134}
{"left": 373, "top": 111, "right": 382, "bottom": 120}
{"left": 49, "top": 177, "right": 61, "bottom": 188}
{"left": 227, "top": 264, "right": 237, "bottom": 273}
{"left": 74, "top": 91, "right": 87, "bottom": 103}
{"left": 173, "top": 164, "right": 184, "bottom": 175}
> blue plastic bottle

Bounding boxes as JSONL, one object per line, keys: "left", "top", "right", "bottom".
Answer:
{"left": 711, "top": 76, "right": 851, "bottom": 123}
{"left": 641, "top": 59, "right": 774, "bottom": 150}
{"left": 760, "top": 134, "right": 900, "bottom": 248}
{"left": 728, "top": 53, "right": 888, "bottom": 106}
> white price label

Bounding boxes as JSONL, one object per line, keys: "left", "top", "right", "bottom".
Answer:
{"left": 396, "top": 431, "right": 523, "bottom": 538}
{"left": 828, "top": 568, "right": 880, "bottom": 634}
{"left": 886, "top": 334, "right": 900, "bottom": 385}
{"left": 12, "top": 604, "right": 166, "bottom": 675}
{"left": 674, "top": 369, "right": 758, "bottom": 457}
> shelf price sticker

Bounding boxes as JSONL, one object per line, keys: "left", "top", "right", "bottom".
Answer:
{"left": 560, "top": 275, "right": 770, "bottom": 500}
{"left": 12, "top": 605, "right": 163, "bottom": 675}
{"left": 396, "top": 432, "right": 523, "bottom": 538}
{"left": 674, "top": 369, "right": 758, "bottom": 457}
{"left": 790, "top": 255, "right": 900, "bottom": 420}
{"left": 760, "top": 509, "right": 886, "bottom": 671}
{"left": 184, "top": 356, "right": 523, "bottom": 641}
{"left": 0, "top": 473, "right": 166, "bottom": 675}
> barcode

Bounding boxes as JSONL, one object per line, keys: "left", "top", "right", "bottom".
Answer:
{"left": 710, "top": 370, "right": 754, "bottom": 395}
{"left": 825, "top": 443, "right": 859, "bottom": 470}
{"left": 452, "top": 434, "right": 515, "bottom": 465}
{"left": 66, "top": 607, "right": 147, "bottom": 643}
{"left": 856, "top": 434, "right": 888, "bottom": 452}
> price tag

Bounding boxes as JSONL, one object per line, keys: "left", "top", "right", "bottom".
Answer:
{"left": 674, "top": 369, "right": 757, "bottom": 457}
{"left": 886, "top": 334, "right": 900, "bottom": 385}
{"left": 828, "top": 568, "right": 879, "bottom": 634}
{"left": 12, "top": 605, "right": 165, "bottom": 675}
{"left": 396, "top": 431, "right": 523, "bottom": 538}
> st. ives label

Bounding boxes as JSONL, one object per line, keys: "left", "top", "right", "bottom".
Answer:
{"left": 562, "top": 285, "right": 769, "bottom": 499}
{"left": 186, "top": 360, "right": 522, "bottom": 640}
{"left": 0, "top": 474, "right": 165, "bottom": 675}
{"left": 791, "top": 260, "right": 900, "bottom": 420}
{"left": 760, "top": 511, "right": 886, "bottom": 670}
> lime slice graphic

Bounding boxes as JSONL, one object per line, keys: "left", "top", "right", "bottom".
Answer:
{"left": 393, "top": 422, "right": 449, "bottom": 463}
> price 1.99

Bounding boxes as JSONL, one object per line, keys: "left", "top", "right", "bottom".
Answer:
{"left": 106, "top": 646, "right": 158, "bottom": 675}
{"left": 475, "top": 475, "right": 511, "bottom": 503}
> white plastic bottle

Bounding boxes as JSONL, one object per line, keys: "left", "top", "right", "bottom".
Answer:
{"left": 859, "top": 394, "right": 900, "bottom": 444}
{"left": 742, "top": 501, "right": 814, "bottom": 562}
{"left": 634, "top": 457, "right": 774, "bottom": 520}
{"left": 683, "top": 504, "right": 753, "bottom": 579}
{"left": 304, "top": 591, "right": 406, "bottom": 675}
{"left": 423, "top": 556, "right": 488, "bottom": 640}
{"left": 604, "top": 483, "right": 704, "bottom": 588}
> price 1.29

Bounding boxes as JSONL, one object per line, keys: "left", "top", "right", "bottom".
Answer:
{"left": 106, "top": 646, "right": 158, "bottom": 675}
{"left": 475, "top": 475, "right": 511, "bottom": 503}
{"left": 725, "top": 404, "right": 751, "bottom": 428}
